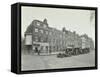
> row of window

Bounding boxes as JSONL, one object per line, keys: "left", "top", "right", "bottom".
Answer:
{"left": 33, "top": 37, "right": 81, "bottom": 49}
{"left": 34, "top": 28, "right": 52, "bottom": 35}
{"left": 34, "top": 37, "right": 69, "bottom": 45}
{"left": 34, "top": 28, "right": 66, "bottom": 37}
{"left": 35, "top": 28, "right": 76, "bottom": 39}
{"left": 34, "top": 36, "right": 47, "bottom": 42}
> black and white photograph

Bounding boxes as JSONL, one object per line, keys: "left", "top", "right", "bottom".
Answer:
{"left": 21, "top": 4, "right": 97, "bottom": 71}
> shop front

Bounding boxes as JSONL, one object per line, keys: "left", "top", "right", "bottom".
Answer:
{"left": 32, "top": 42, "right": 49, "bottom": 55}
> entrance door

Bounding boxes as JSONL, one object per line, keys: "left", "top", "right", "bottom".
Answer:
{"left": 46, "top": 46, "right": 48, "bottom": 51}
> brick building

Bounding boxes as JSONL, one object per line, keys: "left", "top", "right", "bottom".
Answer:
{"left": 80, "top": 34, "right": 94, "bottom": 49}
{"left": 24, "top": 19, "right": 94, "bottom": 54}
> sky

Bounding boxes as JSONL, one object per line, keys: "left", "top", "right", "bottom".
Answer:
{"left": 21, "top": 6, "right": 95, "bottom": 43}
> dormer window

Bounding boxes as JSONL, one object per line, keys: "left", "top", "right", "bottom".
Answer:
{"left": 36, "top": 22, "right": 40, "bottom": 26}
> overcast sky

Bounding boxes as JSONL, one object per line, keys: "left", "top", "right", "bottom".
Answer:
{"left": 21, "top": 6, "right": 95, "bottom": 43}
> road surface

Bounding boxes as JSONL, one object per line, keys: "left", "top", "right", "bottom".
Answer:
{"left": 21, "top": 50, "right": 95, "bottom": 71}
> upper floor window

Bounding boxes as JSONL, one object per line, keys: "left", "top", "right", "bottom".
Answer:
{"left": 41, "top": 38, "right": 44, "bottom": 42}
{"left": 40, "top": 29, "right": 44, "bottom": 33}
{"left": 35, "top": 28, "right": 38, "bottom": 32}
{"left": 34, "top": 36, "right": 38, "bottom": 42}
{"left": 43, "top": 24, "right": 47, "bottom": 28}
{"left": 46, "top": 31, "right": 48, "bottom": 35}
{"left": 63, "top": 31, "right": 66, "bottom": 35}
{"left": 60, "top": 34, "right": 62, "bottom": 38}
{"left": 53, "top": 39, "right": 56, "bottom": 43}
{"left": 49, "top": 32, "right": 52, "bottom": 35}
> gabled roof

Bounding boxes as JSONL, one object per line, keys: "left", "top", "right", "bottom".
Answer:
{"left": 25, "top": 19, "right": 49, "bottom": 34}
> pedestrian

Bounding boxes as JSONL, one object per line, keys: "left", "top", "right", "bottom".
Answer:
{"left": 35, "top": 47, "right": 38, "bottom": 54}
{"left": 38, "top": 47, "right": 41, "bottom": 55}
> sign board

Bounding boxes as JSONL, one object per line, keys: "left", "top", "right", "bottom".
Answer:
{"left": 25, "top": 35, "right": 32, "bottom": 45}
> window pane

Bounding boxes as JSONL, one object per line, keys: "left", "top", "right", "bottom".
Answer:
{"left": 37, "top": 22, "right": 40, "bottom": 26}
{"left": 46, "top": 31, "right": 48, "bottom": 34}
{"left": 35, "top": 28, "right": 38, "bottom": 32}
{"left": 40, "top": 29, "right": 43, "bottom": 33}
{"left": 43, "top": 24, "right": 47, "bottom": 28}
{"left": 35, "top": 37, "right": 38, "bottom": 42}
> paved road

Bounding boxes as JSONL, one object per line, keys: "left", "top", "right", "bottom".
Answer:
{"left": 21, "top": 51, "right": 95, "bottom": 71}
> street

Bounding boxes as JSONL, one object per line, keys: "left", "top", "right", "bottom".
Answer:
{"left": 21, "top": 50, "right": 95, "bottom": 71}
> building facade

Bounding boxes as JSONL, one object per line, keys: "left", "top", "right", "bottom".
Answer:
{"left": 24, "top": 19, "right": 94, "bottom": 54}
{"left": 81, "top": 34, "right": 94, "bottom": 49}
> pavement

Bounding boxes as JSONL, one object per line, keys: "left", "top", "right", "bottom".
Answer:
{"left": 21, "top": 50, "right": 95, "bottom": 71}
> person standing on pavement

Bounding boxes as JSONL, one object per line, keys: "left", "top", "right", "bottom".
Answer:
{"left": 38, "top": 47, "right": 41, "bottom": 55}
{"left": 35, "top": 47, "right": 38, "bottom": 55}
